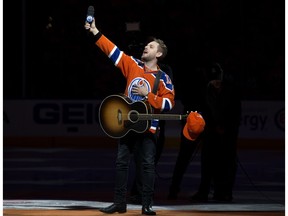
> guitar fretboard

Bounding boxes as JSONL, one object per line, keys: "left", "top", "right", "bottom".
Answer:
{"left": 137, "top": 114, "right": 187, "bottom": 121}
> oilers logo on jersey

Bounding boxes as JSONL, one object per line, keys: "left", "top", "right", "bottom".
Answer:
{"left": 128, "top": 77, "right": 151, "bottom": 102}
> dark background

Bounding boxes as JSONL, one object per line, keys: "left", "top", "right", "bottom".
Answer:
{"left": 4, "top": 0, "right": 285, "bottom": 101}
{"left": 3, "top": 0, "right": 285, "bottom": 203}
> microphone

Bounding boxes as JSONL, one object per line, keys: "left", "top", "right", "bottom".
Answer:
{"left": 86, "top": 6, "right": 94, "bottom": 23}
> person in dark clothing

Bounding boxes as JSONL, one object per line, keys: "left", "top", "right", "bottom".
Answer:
{"left": 168, "top": 62, "right": 241, "bottom": 202}
{"left": 190, "top": 62, "right": 242, "bottom": 202}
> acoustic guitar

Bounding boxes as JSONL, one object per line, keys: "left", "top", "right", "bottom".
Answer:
{"left": 98, "top": 94, "right": 187, "bottom": 138}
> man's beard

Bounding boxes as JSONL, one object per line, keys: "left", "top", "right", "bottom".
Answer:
{"left": 141, "top": 55, "right": 151, "bottom": 62}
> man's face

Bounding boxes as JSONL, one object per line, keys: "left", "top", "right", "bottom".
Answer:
{"left": 141, "top": 41, "right": 161, "bottom": 61}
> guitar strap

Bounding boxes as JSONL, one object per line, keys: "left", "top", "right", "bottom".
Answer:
{"left": 152, "top": 70, "right": 162, "bottom": 94}
{"left": 148, "top": 70, "right": 162, "bottom": 114}
{"left": 151, "top": 70, "right": 162, "bottom": 135}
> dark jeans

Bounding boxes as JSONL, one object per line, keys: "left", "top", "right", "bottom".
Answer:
{"left": 114, "top": 132, "right": 157, "bottom": 205}
{"left": 130, "top": 120, "right": 165, "bottom": 198}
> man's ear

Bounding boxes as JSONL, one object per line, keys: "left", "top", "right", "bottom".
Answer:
{"left": 156, "top": 52, "right": 163, "bottom": 58}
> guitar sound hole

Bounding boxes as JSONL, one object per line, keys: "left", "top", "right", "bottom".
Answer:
{"left": 129, "top": 111, "right": 139, "bottom": 122}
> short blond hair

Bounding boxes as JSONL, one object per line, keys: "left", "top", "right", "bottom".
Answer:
{"left": 153, "top": 38, "right": 168, "bottom": 61}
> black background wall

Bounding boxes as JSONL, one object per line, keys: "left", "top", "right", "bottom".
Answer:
{"left": 3, "top": 0, "right": 285, "bottom": 101}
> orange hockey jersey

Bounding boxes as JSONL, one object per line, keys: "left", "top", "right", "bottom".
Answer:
{"left": 94, "top": 33, "right": 175, "bottom": 133}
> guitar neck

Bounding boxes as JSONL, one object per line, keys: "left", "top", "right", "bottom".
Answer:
{"left": 138, "top": 114, "right": 187, "bottom": 121}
